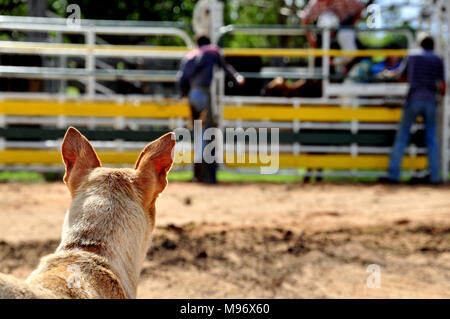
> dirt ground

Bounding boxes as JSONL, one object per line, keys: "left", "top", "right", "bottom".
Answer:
{"left": 0, "top": 181, "right": 449, "bottom": 298}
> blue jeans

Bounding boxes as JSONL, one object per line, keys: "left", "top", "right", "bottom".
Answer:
{"left": 188, "top": 88, "right": 209, "bottom": 113}
{"left": 388, "top": 100, "right": 440, "bottom": 182}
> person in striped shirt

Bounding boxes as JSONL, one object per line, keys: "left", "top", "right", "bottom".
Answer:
{"left": 384, "top": 36, "right": 446, "bottom": 184}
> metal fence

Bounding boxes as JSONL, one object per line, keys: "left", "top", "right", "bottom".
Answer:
{"left": 0, "top": 15, "right": 448, "bottom": 181}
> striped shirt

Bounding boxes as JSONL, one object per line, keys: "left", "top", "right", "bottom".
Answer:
{"left": 302, "top": 0, "right": 364, "bottom": 25}
{"left": 407, "top": 50, "right": 445, "bottom": 103}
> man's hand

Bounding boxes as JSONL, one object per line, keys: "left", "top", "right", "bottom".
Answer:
{"left": 376, "top": 69, "right": 401, "bottom": 81}
{"left": 236, "top": 74, "right": 245, "bottom": 86}
{"left": 440, "top": 81, "right": 447, "bottom": 96}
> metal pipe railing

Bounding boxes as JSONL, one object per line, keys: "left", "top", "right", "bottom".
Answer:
{"left": 0, "top": 16, "right": 194, "bottom": 47}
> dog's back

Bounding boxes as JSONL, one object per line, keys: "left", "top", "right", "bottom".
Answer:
{"left": 0, "top": 250, "right": 127, "bottom": 299}
{"left": 0, "top": 273, "right": 41, "bottom": 299}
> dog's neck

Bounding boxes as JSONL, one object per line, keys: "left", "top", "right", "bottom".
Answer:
{"left": 56, "top": 192, "right": 153, "bottom": 299}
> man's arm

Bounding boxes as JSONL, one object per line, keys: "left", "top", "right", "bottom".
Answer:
{"left": 301, "top": 0, "right": 320, "bottom": 48}
{"left": 217, "top": 53, "right": 245, "bottom": 86}
{"left": 301, "top": 0, "right": 319, "bottom": 26}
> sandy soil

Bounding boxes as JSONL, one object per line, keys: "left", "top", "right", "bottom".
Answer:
{"left": 0, "top": 181, "right": 449, "bottom": 298}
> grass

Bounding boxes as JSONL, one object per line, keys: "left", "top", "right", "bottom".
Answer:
{"left": 168, "top": 170, "right": 304, "bottom": 183}
{"left": 0, "top": 171, "right": 45, "bottom": 183}
{"left": 0, "top": 170, "right": 304, "bottom": 183}
{"left": 0, "top": 170, "right": 447, "bottom": 184}
{"left": 170, "top": 170, "right": 379, "bottom": 183}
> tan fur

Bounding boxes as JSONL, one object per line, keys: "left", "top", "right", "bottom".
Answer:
{"left": 0, "top": 127, "right": 175, "bottom": 299}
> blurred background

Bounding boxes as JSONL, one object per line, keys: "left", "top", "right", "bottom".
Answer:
{"left": 0, "top": 0, "right": 448, "bottom": 183}
{"left": 0, "top": 0, "right": 449, "bottom": 298}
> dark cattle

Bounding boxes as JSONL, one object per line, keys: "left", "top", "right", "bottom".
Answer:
{"left": 262, "top": 77, "right": 322, "bottom": 98}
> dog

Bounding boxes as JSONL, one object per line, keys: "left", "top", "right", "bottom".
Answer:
{"left": 0, "top": 126, "right": 175, "bottom": 298}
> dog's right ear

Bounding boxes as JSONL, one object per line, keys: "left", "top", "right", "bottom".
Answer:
{"left": 61, "top": 126, "right": 101, "bottom": 195}
{"left": 133, "top": 132, "right": 176, "bottom": 210}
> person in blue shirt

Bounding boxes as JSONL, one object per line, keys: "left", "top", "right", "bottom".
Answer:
{"left": 178, "top": 36, "right": 245, "bottom": 184}
{"left": 382, "top": 36, "right": 446, "bottom": 184}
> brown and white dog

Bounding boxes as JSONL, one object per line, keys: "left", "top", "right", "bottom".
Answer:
{"left": 0, "top": 127, "right": 175, "bottom": 298}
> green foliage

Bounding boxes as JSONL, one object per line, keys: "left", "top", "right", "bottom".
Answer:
{"left": 358, "top": 33, "right": 408, "bottom": 49}
{"left": 0, "top": 1, "right": 417, "bottom": 50}
{"left": 222, "top": 0, "right": 287, "bottom": 48}
{"left": 0, "top": 0, "right": 27, "bottom": 16}
{"left": 49, "top": 0, "right": 68, "bottom": 15}
{"left": 49, "top": 0, "right": 195, "bottom": 23}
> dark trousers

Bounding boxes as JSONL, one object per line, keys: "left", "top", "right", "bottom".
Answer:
{"left": 189, "top": 88, "right": 217, "bottom": 184}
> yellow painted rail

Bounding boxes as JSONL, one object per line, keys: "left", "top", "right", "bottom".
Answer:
{"left": 223, "top": 105, "right": 403, "bottom": 122}
{"left": 0, "top": 150, "right": 427, "bottom": 170}
{"left": 223, "top": 48, "right": 409, "bottom": 58}
{"left": 0, "top": 100, "right": 403, "bottom": 122}
{"left": 224, "top": 153, "right": 426, "bottom": 169}
{"left": 0, "top": 100, "right": 191, "bottom": 119}
{"left": 0, "top": 41, "right": 409, "bottom": 57}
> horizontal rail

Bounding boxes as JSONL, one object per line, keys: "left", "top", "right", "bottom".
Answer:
{"left": 0, "top": 41, "right": 189, "bottom": 58}
{"left": 224, "top": 48, "right": 409, "bottom": 57}
{"left": 223, "top": 120, "right": 423, "bottom": 131}
{"left": 0, "top": 100, "right": 408, "bottom": 122}
{"left": 219, "top": 24, "right": 416, "bottom": 33}
{"left": 0, "top": 115, "right": 412, "bottom": 131}
{"left": 0, "top": 126, "right": 425, "bottom": 146}
{"left": 0, "top": 127, "right": 426, "bottom": 147}
{"left": 0, "top": 66, "right": 351, "bottom": 82}
{"left": 222, "top": 96, "right": 402, "bottom": 106}
{"left": 0, "top": 141, "right": 427, "bottom": 155}
{"left": 0, "top": 93, "right": 403, "bottom": 107}
{"left": 0, "top": 66, "right": 179, "bottom": 82}
{"left": 2, "top": 116, "right": 186, "bottom": 128}
{"left": 326, "top": 83, "right": 408, "bottom": 96}
{"left": 0, "top": 16, "right": 189, "bottom": 28}
{"left": 0, "top": 16, "right": 193, "bottom": 47}
{"left": 0, "top": 66, "right": 407, "bottom": 84}
{"left": 223, "top": 105, "right": 403, "bottom": 122}
{"left": 224, "top": 154, "right": 427, "bottom": 170}
{"left": 0, "top": 41, "right": 410, "bottom": 58}
{"left": 0, "top": 100, "right": 190, "bottom": 118}
{"left": 0, "top": 150, "right": 427, "bottom": 169}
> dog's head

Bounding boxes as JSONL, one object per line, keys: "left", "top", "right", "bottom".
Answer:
{"left": 59, "top": 126, "right": 175, "bottom": 255}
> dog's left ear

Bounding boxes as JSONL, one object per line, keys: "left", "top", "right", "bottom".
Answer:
{"left": 134, "top": 132, "right": 176, "bottom": 203}
{"left": 61, "top": 126, "right": 101, "bottom": 194}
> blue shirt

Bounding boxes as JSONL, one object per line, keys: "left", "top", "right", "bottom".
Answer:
{"left": 178, "top": 44, "right": 238, "bottom": 96}
{"left": 407, "top": 50, "right": 445, "bottom": 103}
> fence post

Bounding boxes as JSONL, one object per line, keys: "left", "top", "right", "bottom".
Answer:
{"left": 86, "top": 29, "right": 96, "bottom": 99}
{"left": 441, "top": 2, "right": 450, "bottom": 182}
{"left": 322, "top": 28, "right": 330, "bottom": 99}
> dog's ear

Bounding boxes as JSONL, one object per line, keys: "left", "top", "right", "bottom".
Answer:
{"left": 61, "top": 126, "right": 101, "bottom": 194}
{"left": 134, "top": 132, "right": 175, "bottom": 206}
